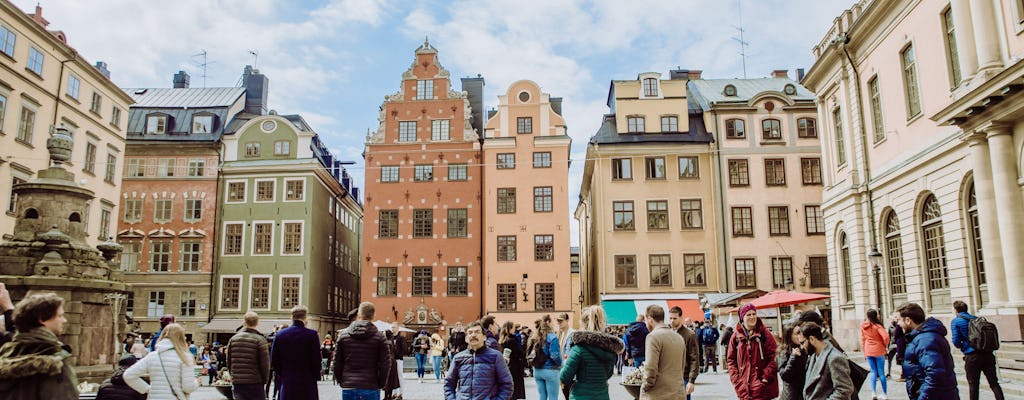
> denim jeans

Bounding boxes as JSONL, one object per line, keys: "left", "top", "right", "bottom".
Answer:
{"left": 233, "top": 383, "right": 267, "bottom": 400}
{"left": 342, "top": 388, "right": 380, "bottom": 400}
{"left": 414, "top": 353, "right": 428, "bottom": 378}
{"left": 632, "top": 355, "right": 646, "bottom": 367}
{"left": 533, "top": 367, "right": 560, "bottom": 400}
{"left": 867, "top": 355, "right": 888, "bottom": 394}
{"left": 432, "top": 355, "right": 443, "bottom": 380}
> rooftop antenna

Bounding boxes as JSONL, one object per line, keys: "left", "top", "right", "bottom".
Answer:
{"left": 191, "top": 50, "right": 214, "bottom": 87}
{"left": 731, "top": 0, "right": 749, "bottom": 79}
{"left": 248, "top": 50, "right": 258, "bottom": 68}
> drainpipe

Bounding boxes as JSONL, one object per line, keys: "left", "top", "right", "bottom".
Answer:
{"left": 52, "top": 54, "right": 77, "bottom": 134}
{"left": 208, "top": 142, "right": 225, "bottom": 343}
{"left": 478, "top": 133, "right": 486, "bottom": 320}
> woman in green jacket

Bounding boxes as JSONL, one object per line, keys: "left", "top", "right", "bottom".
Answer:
{"left": 559, "top": 305, "right": 624, "bottom": 400}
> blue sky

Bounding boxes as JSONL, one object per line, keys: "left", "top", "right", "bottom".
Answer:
{"left": 17, "top": 0, "right": 853, "bottom": 244}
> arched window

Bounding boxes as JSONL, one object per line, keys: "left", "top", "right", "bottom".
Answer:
{"left": 921, "top": 195, "right": 949, "bottom": 292}
{"left": 797, "top": 117, "right": 817, "bottom": 138}
{"left": 725, "top": 119, "right": 745, "bottom": 139}
{"left": 966, "top": 183, "right": 985, "bottom": 285}
{"left": 762, "top": 119, "right": 782, "bottom": 140}
{"left": 69, "top": 212, "right": 82, "bottom": 223}
{"left": 24, "top": 208, "right": 38, "bottom": 219}
{"left": 884, "top": 212, "right": 906, "bottom": 294}
{"left": 840, "top": 231, "right": 852, "bottom": 300}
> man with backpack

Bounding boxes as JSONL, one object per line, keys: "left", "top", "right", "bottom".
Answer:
{"left": 623, "top": 315, "right": 649, "bottom": 366}
{"left": 698, "top": 321, "right": 720, "bottom": 373}
{"left": 951, "top": 300, "right": 1005, "bottom": 400}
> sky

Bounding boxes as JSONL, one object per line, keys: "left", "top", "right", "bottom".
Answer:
{"left": 15, "top": 0, "right": 854, "bottom": 245}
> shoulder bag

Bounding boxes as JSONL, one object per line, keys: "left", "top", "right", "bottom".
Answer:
{"left": 159, "top": 348, "right": 189, "bottom": 400}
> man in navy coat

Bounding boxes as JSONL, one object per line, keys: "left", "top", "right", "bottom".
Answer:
{"left": 271, "top": 306, "right": 322, "bottom": 400}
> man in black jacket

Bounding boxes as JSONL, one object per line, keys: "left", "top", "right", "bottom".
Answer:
{"left": 334, "top": 302, "right": 391, "bottom": 399}
{"left": 388, "top": 323, "right": 407, "bottom": 399}
{"left": 228, "top": 311, "right": 271, "bottom": 400}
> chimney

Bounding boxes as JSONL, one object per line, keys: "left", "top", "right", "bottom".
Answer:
{"left": 172, "top": 70, "right": 190, "bottom": 88}
{"left": 687, "top": 70, "right": 703, "bottom": 80}
{"left": 94, "top": 62, "right": 111, "bottom": 79}
{"left": 796, "top": 68, "right": 806, "bottom": 82}
{"left": 550, "top": 97, "right": 563, "bottom": 116}
{"left": 460, "top": 75, "right": 485, "bottom": 136}
{"left": 242, "top": 65, "right": 270, "bottom": 115}
{"left": 29, "top": 5, "right": 49, "bottom": 28}
{"left": 669, "top": 69, "right": 689, "bottom": 80}
{"left": 772, "top": 69, "right": 790, "bottom": 79}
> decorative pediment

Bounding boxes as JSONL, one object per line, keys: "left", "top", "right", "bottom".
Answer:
{"left": 117, "top": 228, "right": 144, "bottom": 239}
{"left": 177, "top": 227, "right": 206, "bottom": 238}
{"left": 147, "top": 227, "right": 175, "bottom": 238}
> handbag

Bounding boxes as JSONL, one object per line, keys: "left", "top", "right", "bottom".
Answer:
{"left": 158, "top": 348, "right": 190, "bottom": 400}
{"left": 847, "top": 359, "right": 869, "bottom": 400}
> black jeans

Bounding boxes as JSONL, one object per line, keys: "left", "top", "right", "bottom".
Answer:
{"left": 964, "top": 351, "right": 1004, "bottom": 400}
{"left": 233, "top": 383, "right": 268, "bottom": 400}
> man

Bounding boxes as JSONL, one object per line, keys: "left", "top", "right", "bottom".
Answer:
{"left": 271, "top": 306, "right": 322, "bottom": 400}
{"left": 698, "top": 321, "right": 719, "bottom": 373}
{"left": 727, "top": 304, "right": 778, "bottom": 400}
{"left": 266, "top": 324, "right": 285, "bottom": 399}
{"left": 668, "top": 306, "right": 699, "bottom": 399}
{"left": 951, "top": 301, "right": 1004, "bottom": 400}
{"left": 444, "top": 321, "right": 513, "bottom": 400}
{"left": 481, "top": 315, "right": 500, "bottom": 351}
{"left": 623, "top": 314, "right": 649, "bottom": 367}
{"left": 388, "top": 323, "right": 406, "bottom": 399}
{"left": 228, "top": 311, "right": 271, "bottom": 400}
{"left": 897, "top": 302, "right": 958, "bottom": 400}
{"left": 556, "top": 312, "right": 575, "bottom": 362}
{"left": 801, "top": 322, "right": 853, "bottom": 399}
{"left": 719, "top": 324, "right": 733, "bottom": 372}
{"left": 639, "top": 305, "right": 685, "bottom": 400}
{"left": 149, "top": 314, "right": 175, "bottom": 352}
{"left": 334, "top": 302, "right": 390, "bottom": 399}
{"left": 0, "top": 293, "right": 78, "bottom": 400}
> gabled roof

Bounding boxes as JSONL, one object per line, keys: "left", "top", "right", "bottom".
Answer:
{"left": 124, "top": 87, "right": 245, "bottom": 108}
{"left": 687, "top": 78, "right": 815, "bottom": 111}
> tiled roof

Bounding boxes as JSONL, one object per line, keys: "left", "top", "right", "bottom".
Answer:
{"left": 687, "top": 78, "right": 815, "bottom": 111}
{"left": 124, "top": 87, "right": 245, "bottom": 108}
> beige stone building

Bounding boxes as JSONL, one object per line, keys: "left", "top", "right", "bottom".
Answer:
{"left": 0, "top": 4, "right": 131, "bottom": 245}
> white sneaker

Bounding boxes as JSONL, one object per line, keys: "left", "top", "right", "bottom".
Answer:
{"left": 419, "top": 378, "right": 423, "bottom": 383}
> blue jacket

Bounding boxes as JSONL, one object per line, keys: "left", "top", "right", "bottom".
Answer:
{"left": 698, "top": 326, "right": 720, "bottom": 346}
{"left": 444, "top": 346, "right": 513, "bottom": 400}
{"left": 540, "top": 332, "right": 562, "bottom": 369}
{"left": 623, "top": 321, "right": 649, "bottom": 359}
{"left": 271, "top": 321, "right": 322, "bottom": 400}
{"left": 951, "top": 312, "right": 975, "bottom": 354}
{"left": 903, "top": 317, "right": 959, "bottom": 400}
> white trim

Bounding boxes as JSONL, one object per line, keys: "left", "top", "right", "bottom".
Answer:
{"left": 253, "top": 178, "right": 277, "bottom": 203}
{"left": 283, "top": 177, "right": 306, "bottom": 202}
{"left": 600, "top": 293, "right": 698, "bottom": 301}
{"left": 278, "top": 274, "right": 304, "bottom": 311}
{"left": 221, "top": 221, "right": 246, "bottom": 257}
{"left": 219, "top": 275, "right": 244, "bottom": 311}
{"left": 249, "top": 274, "right": 274, "bottom": 311}
{"left": 280, "top": 220, "right": 305, "bottom": 256}
{"left": 225, "top": 179, "right": 248, "bottom": 203}
{"left": 250, "top": 220, "right": 275, "bottom": 256}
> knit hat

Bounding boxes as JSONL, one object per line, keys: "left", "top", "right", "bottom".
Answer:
{"left": 739, "top": 303, "right": 757, "bottom": 320}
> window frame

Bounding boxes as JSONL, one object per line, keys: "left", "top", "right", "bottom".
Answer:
{"left": 808, "top": 256, "right": 829, "bottom": 288}
{"left": 226, "top": 180, "right": 247, "bottom": 203}
{"left": 414, "top": 165, "right": 434, "bottom": 182}
{"left": 149, "top": 240, "right": 172, "bottom": 272}
{"left": 680, "top": 199, "right": 703, "bottom": 229}
{"left": 448, "top": 164, "right": 468, "bottom": 181}
{"left": 192, "top": 114, "right": 214, "bottom": 134}
{"left": 497, "top": 153, "right": 516, "bottom": 169}
{"left": 398, "top": 121, "right": 417, "bottom": 142}
{"left": 833, "top": 107, "right": 847, "bottom": 166}
{"left": 534, "top": 234, "right": 554, "bottom": 261}
{"left": 645, "top": 157, "right": 666, "bottom": 180}
{"left": 0, "top": 25, "right": 15, "bottom": 57}
{"left": 764, "top": 158, "right": 786, "bottom": 186}
{"left": 497, "top": 235, "right": 517, "bottom": 262}
{"left": 771, "top": 257, "right": 794, "bottom": 289}
{"left": 431, "top": 119, "right": 450, "bottom": 141}
{"left": 222, "top": 222, "right": 245, "bottom": 256}
{"left": 684, "top": 253, "right": 707, "bottom": 286}
{"left": 251, "top": 221, "right": 275, "bottom": 256}
{"left": 612, "top": 158, "right": 632, "bottom": 180}
{"left": 66, "top": 74, "right": 81, "bottom": 100}
{"left": 533, "top": 186, "right": 553, "bottom": 213}
{"left": 249, "top": 275, "right": 273, "bottom": 310}
{"left": 614, "top": 254, "right": 637, "bottom": 288}
{"left": 768, "top": 206, "right": 791, "bottom": 236}
{"left": 804, "top": 205, "right": 825, "bottom": 235}
{"left": 627, "top": 116, "right": 645, "bottom": 133}
{"left": 27, "top": 46, "right": 44, "bottom": 76}
{"left": 254, "top": 179, "right": 276, "bottom": 203}
{"left": 613, "top": 201, "right": 635, "bottom": 231}
{"left": 279, "top": 275, "right": 302, "bottom": 310}
{"left": 447, "top": 208, "right": 468, "bottom": 238}
{"left": 797, "top": 117, "right": 817, "bottom": 138}
{"left": 378, "top": 210, "right": 399, "bottom": 239}
{"left": 413, "top": 209, "right": 433, "bottom": 238}
{"left": 153, "top": 198, "right": 172, "bottom": 223}
{"left": 734, "top": 258, "right": 756, "bottom": 289}
{"left": 412, "top": 267, "right": 432, "bottom": 297}
{"left": 942, "top": 7, "right": 962, "bottom": 88}
{"left": 901, "top": 43, "right": 923, "bottom": 118}
{"left": 497, "top": 283, "right": 517, "bottom": 311}
{"left": 732, "top": 206, "right": 753, "bottom": 236}
{"left": 725, "top": 118, "right": 746, "bottom": 139}
{"left": 517, "top": 117, "right": 533, "bottom": 134}
{"left": 868, "top": 76, "right": 885, "bottom": 143}
{"left": 533, "top": 152, "right": 552, "bottom": 168}
{"left": 377, "top": 267, "right": 398, "bottom": 297}
{"left": 447, "top": 266, "right": 468, "bottom": 296}
{"left": 146, "top": 115, "right": 167, "bottom": 135}
{"left": 646, "top": 200, "right": 669, "bottom": 230}
{"left": 16, "top": 103, "right": 36, "bottom": 144}
{"left": 497, "top": 188, "right": 516, "bottom": 214}
{"left": 649, "top": 254, "right": 672, "bottom": 287}
{"left": 281, "top": 220, "right": 304, "bottom": 256}
{"left": 284, "top": 178, "right": 305, "bottom": 202}
{"left": 661, "top": 115, "right": 679, "bottom": 132}
{"left": 273, "top": 140, "right": 291, "bottom": 156}
{"left": 535, "top": 283, "right": 555, "bottom": 310}
{"left": 416, "top": 79, "right": 434, "bottom": 100}
{"left": 801, "top": 158, "right": 822, "bottom": 185}
{"left": 728, "top": 159, "right": 749, "bottom": 186}
{"left": 761, "top": 118, "right": 782, "bottom": 140}
{"left": 642, "top": 78, "right": 659, "bottom": 97}
{"left": 677, "top": 156, "right": 699, "bottom": 179}
{"left": 180, "top": 240, "right": 202, "bottom": 272}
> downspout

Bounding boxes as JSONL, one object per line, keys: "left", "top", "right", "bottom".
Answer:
{"left": 209, "top": 141, "right": 225, "bottom": 342}
{"left": 53, "top": 54, "right": 76, "bottom": 131}
{"left": 477, "top": 133, "right": 485, "bottom": 320}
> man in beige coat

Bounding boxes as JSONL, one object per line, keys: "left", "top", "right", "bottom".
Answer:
{"left": 640, "top": 305, "right": 686, "bottom": 400}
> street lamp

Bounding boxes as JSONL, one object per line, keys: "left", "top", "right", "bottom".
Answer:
{"left": 869, "top": 248, "right": 884, "bottom": 313}
{"left": 578, "top": 292, "right": 584, "bottom": 306}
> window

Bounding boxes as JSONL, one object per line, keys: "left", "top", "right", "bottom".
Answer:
{"left": 274, "top": 140, "right": 290, "bottom": 156}
{"left": 761, "top": 119, "right": 782, "bottom": 140}
{"left": 89, "top": 92, "right": 103, "bottom": 114}
{"left": 805, "top": 205, "right": 824, "bottom": 235}
{"left": 398, "top": 121, "right": 416, "bottom": 142}
{"left": 732, "top": 207, "right": 753, "bottom": 236}
{"left": 251, "top": 277, "right": 270, "bottom": 309}
{"left": 224, "top": 223, "right": 243, "bottom": 255}
{"left": 377, "top": 267, "right": 397, "bottom": 296}
{"left": 447, "top": 267, "right": 468, "bottom": 296}
{"left": 182, "top": 159, "right": 203, "bottom": 177}
{"left": 613, "top": 201, "right": 635, "bottom": 230}
{"left": 840, "top": 232, "right": 852, "bottom": 300}
{"left": 497, "top": 153, "right": 515, "bottom": 169}
{"left": 809, "top": 256, "right": 829, "bottom": 288}
{"left": 180, "top": 241, "right": 201, "bottom": 272}
{"left": 27, "top": 47, "right": 43, "bottom": 75}
{"left": 17, "top": 106, "right": 35, "bottom": 143}
{"left": 612, "top": 158, "right": 632, "bottom": 180}
{"left": 533, "top": 152, "right": 551, "bottom": 168}
{"left": 536, "top": 284, "right": 554, "bottom": 310}
{"left": 797, "top": 118, "right": 817, "bottom": 138}
{"left": 157, "top": 159, "right": 175, "bottom": 177}
{"left": 643, "top": 78, "right": 658, "bottom": 96}
{"left": 868, "top": 77, "right": 885, "bottom": 143}
{"left": 650, "top": 254, "right": 671, "bottom": 286}
{"left": 661, "top": 116, "right": 678, "bottom": 132}
{"left": 678, "top": 156, "right": 698, "bottom": 178}
{"left": 0, "top": 93, "right": 8, "bottom": 130}
{"left": 901, "top": 44, "right": 922, "bottom": 117}
{"left": 517, "top": 117, "right": 533, "bottom": 134}
{"left": 379, "top": 210, "right": 398, "bottom": 238}
{"left": 768, "top": 206, "right": 790, "bottom": 236}
{"left": 614, "top": 255, "right": 637, "bottom": 288}
{"left": 154, "top": 199, "right": 172, "bottom": 222}
{"left": 282, "top": 222, "right": 303, "bottom": 254}
{"left": 885, "top": 213, "right": 906, "bottom": 295}
{"left": 735, "top": 258, "right": 756, "bottom": 289}
{"left": 149, "top": 241, "right": 171, "bottom": 272}
{"left": 647, "top": 200, "right": 669, "bottom": 230}
{"left": 534, "top": 234, "right": 554, "bottom": 261}
{"left": 254, "top": 181, "right": 275, "bottom": 202}
{"left": 66, "top": 75, "right": 80, "bottom": 99}
{"left": 448, "top": 164, "right": 467, "bottom": 181}
{"left": 192, "top": 115, "right": 213, "bottom": 134}
{"left": 123, "top": 199, "right": 142, "bottom": 222}
{"left": 7, "top": 175, "right": 25, "bottom": 213}
{"left": 281, "top": 276, "right": 301, "bottom": 309}
{"left": 227, "top": 181, "right": 246, "bottom": 202}
{"left": 645, "top": 157, "right": 666, "bottom": 179}
{"left": 98, "top": 208, "right": 111, "bottom": 239}
{"left": 0, "top": 25, "right": 14, "bottom": 57}
{"left": 179, "top": 291, "right": 196, "bottom": 317}
{"left": 772, "top": 257, "right": 794, "bottom": 289}
{"left": 967, "top": 183, "right": 985, "bottom": 285}
{"left": 764, "top": 158, "right": 786, "bottom": 186}
{"left": 627, "top": 116, "right": 644, "bottom": 133}
{"left": 497, "top": 235, "right": 517, "bottom": 261}
{"left": 244, "top": 142, "right": 261, "bottom": 158}
{"left": 125, "top": 159, "right": 143, "bottom": 177}
{"left": 84, "top": 142, "right": 97, "bottom": 173}
{"left": 111, "top": 107, "right": 122, "bottom": 127}
{"left": 497, "top": 188, "right": 516, "bottom": 214}
{"left": 447, "top": 208, "right": 467, "bottom": 238}
{"left": 431, "top": 119, "right": 450, "bottom": 141}
{"left": 684, "top": 254, "right": 706, "bottom": 286}
{"left": 105, "top": 153, "right": 117, "bottom": 182}
{"left": 147, "top": 291, "right": 165, "bottom": 317}
{"left": 413, "top": 209, "right": 433, "bottom": 237}
{"left": 497, "top": 284, "right": 517, "bottom": 311}
{"left": 253, "top": 223, "right": 273, "bottom": 255}
{"left": 943, "top": 8, "right": 962, "bottom": 87}
{"left": 414, "top": 165, "right": 433, "bottom": 181}
{"left": 801, "top": 158, "right": 822, "bottom": 185}
{"left": 726, "top": 119, "right": 745, "bottom": 138}
{"left": 833, "top": 107, "right": 847, "bottom": 165}
{"left": 412, "top": 267, "right": 432, "bottom": 296}
{"left": 728, "top": 159, "right": 749, "bottom": 186}
{"left": 680, "top": 199, "right": 702, "bottom": 229}
{"left": 534, "top": 186, "right": 553, "bottom": 213}
{"left": 146, "top": 115, "right": 167, "bottom": 135}
{"left": 921, "top": 195, "right": 949, "bottom": 290}
{"left": 416, "top": 79, "right": 433, "bottom": 100}
{"left": 285, "top": 179, "right": 304, "bottom": 201}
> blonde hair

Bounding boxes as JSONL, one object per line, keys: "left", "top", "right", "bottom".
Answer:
{"left": 161, "top": 323, "right": 194, "bottom": 366}
{"left": 244, "top": 311, "right": 259, "bottom": 328}
{"left": 581, "top": 305, "right": 607, "bottom": 332}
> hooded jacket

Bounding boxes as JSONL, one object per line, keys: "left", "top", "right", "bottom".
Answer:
{"left": 0, "top": 327, "right": 78, "bottom": 400}
{"left": 123, "top": 339, "right": 198, "bottom": 400}
{"left": 623, "top": 321, "right": 649, "bottom": 359}
{"left": 444, "top": 345, "right": 513, "bottom": 400}
{"left": 860, "top": 321, "right": 890, "bottom": 357}
{"left": 559, "top": 331, "right": 624, "bottom": 400}
{"left": 727, "top": 320, "right": 779, "bottom": 400}
{"left": 333, "top": 320, "right": 391, "bottom": 390}
{"left": 97, "top": 360, "right": 146, "bottom": 400}
{"left": 903, "top": 317, "right": 959, "bottom": 400}
{"left": 227, "top": 327, "right": 270, "bottom": 385}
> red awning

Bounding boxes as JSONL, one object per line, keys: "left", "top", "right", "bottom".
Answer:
{"left": 730, "top": 290, "right": 831, "bottom": 311}
{"left": 666, "top": 299, "right": 704, "bottom": 322}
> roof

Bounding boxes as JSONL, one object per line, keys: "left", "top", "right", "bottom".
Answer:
{"left": 124, "top": 87, "right": 245, "bottom": 108}
{"left": 589, "top": 97, "right": 713, "bottom": 145}
{"left": 687, "top": 78, "right": 815, "bottom": 111}
{"left": 122, "top": 87, "right": 246, "bottom": 141}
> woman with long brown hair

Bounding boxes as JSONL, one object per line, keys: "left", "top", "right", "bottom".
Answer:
{"left": 499, "top": 320, "right": 527, "bottom": 399}
{"left": 531, "top": 314, "right": 562, "bottom": 400}
{"left": 124, "top": 323, "right": 198, "bottom": 400}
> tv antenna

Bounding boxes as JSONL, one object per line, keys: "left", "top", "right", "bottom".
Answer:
{"left": 191, "top": 50, "right": 215, "bottom": 87}
{"left": 731, "top": 0, "right": 749, "bottom": 79}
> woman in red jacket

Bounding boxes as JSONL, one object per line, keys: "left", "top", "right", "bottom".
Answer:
{"left": 861, "top": 309, "right": 891, "bottom": 399}
{"left": 727, "top": 304, "right": 778, "bottom": 400}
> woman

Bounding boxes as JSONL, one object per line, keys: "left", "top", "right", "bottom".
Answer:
{"left": 383, "top": 330, "right": 402, "bottom": 400}
{"left": 412, "top": 330, "right": 430, "bottom": 383}
{"left": 500, "top": 321, "right": 527, "bottom": 399}
{"left": 320, "top": 334, "right": 335, "bottom": 381}
{"left": 532, "top": 315, "right": 562, "bottom": 400}
{"left": 861, "top": 309, "right": 891, "bottom": 399}
{"left": 524, "top": 319, "right": 541, "bottom": 378}
{"left": 777, "top": 322, "right": 808, "bottom": 400}
{"left": 430, "top": 330, "right": 446, "bottom": 381}
{"left": 886, "top": 313, "right": 907, "bottom": 381}
{"left": 124, "top": 323, "right": 199, "bottom": 400}
{"left": 559, "top": 305, "right": 624, "bottom": 400}
{"left": 201, "top": 349, "right": 217, "bottom": 385}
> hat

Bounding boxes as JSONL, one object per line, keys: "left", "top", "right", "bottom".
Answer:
{"left": 739, "top": 304, "right": 757, "bottom": 320}
{"left": 159, "top": 315, "right": 175, "bottom": 325}
{"left": 556, "top": 312, "right": 570, "bottom": 321}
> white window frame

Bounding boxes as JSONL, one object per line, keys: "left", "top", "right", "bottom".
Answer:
{"left": 187, "top": 158, "right": 205, "bottom": 177}
{"left": 0, "top": 24, "right": 15, "bottom": 57}
{"left": 278, "top": 274, "right": 303, "bottom": 311}
{"left": 146, "top": 115, "right": 167, "bottom": 135}
{"left": 219, "top": 275, "right": 243, "bottom": 311}
{"left": 380, "top": 166, "right": 399, "bottom": 183}
{"left": 27, "top": 46, "right": 44, "bottom": 75}
{"left": 251, "top": 220, "right": 275, "bottom": 256}
{"left": 416, "top": 80, "right": 434, "bottom": 100}
{"left": 179, "top": 240, "right": 202, "bottom": 272}
{"left": 16, "top": 101, "right": 38, "bottom": 144}
{"left": 192, "top": 114, "right": 213, "bottom": 134}
{"left": 431, "top": 119, "right": 450, "bottom": 141}
{"left": 153, "top": 198, "right": 172, "bottom": 222}
{"left": 274, "top": 140, "right": 290, "bottom": 156}
{"left": 66, "top": 74, "right": 81, "bottom": 99}
{"left": 283, "top": 178, "right": 305, "bottom": 202}
{"left": 157, "top": 158, "right": 175, "bottom": 177}
{"left": 281, "top": 220, "right": 305, "bottom": 256}
{"left": 253, "top": 178, "right": 276, "bottom": 203}
{"left": 225, "top": 179, "right": 247, "bottom": 203}
{"left": 249, "top": 274, "right": 274, "bottom": 311}
{"left": 221, "top": 221, "right": 246, "bottom": 256}
{"left": 183, "top": 198, "right": 202, "bottom": 222}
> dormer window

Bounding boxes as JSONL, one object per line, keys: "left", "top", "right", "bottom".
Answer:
{"left": 146, "top": 115, "right": 167, "bottom": 134}
{"left": 643, "top": 78, "right": 659, "bottom": 97}
{"left": 416, "top": 80, "right": 433, "bottom": 100}
{"left": 723, "top": 84, "right": 737, "bottom": 97}
{"left": 192, "top": 115, "right": 213, "bottom": 134}
{"left": 784, "top": 84, "right": 797, "bottom": 96}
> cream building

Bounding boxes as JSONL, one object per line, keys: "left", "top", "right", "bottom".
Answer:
{"left": 803, "top": 0, "right": 1024, "bottom": 362}
{"left": 482, "top": 80, "right": 572, "bottom": 327}
{"left": 0, "top": 4, "right": 131, "bottom": 245}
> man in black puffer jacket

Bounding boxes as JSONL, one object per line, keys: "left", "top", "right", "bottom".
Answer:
{"left": 228, "top": 311, "right": 271, "bottom": 400}
{"left": 334, "top": 302, "right": 391, "bottom": 398}
{"left": 96, "top": 355, "right": 145, "bottom": 400}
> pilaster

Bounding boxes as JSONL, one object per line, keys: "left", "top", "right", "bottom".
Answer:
{"left": 963, "top": 131, "right": 1006, "bottom": 307}
{"left": 982, "top": 123, "right": 1024, "bottom": 306}
{"left": 969, "top": 0, "right": 1004, "bottom": 79}
{"left": 950, "top": 0, "right": 979, "bottom": 82}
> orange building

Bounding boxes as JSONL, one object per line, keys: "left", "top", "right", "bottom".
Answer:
{"left": 362, "top": 40, "right": 485, "bottom": 330}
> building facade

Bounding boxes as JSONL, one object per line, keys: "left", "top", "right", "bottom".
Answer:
{"left": 482, "top": 80, "right": 572, "bottom": 327}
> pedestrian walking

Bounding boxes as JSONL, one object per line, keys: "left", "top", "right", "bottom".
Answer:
{"left": 797, "top": 311, "right": 844, "bottom": 352}
{"left": 124, "top": 323, "right": 199, "bottom": 400}
{"left": 482, "top": 315, "right": 501, "bottom": 351}
{"left": 623, "top": 314, "right": 649, "bottom": 367}
{"left": 887, "top": 313, "right": 907, "bottom": 382}
{"left": 411, "top": 330, "right": 430, "bottom": 383}
{"left": 266, "top": 324, "right": 286, "bottom": 399}
{"left": 227, "top": 311, "right": 271, "bottom": 400}
{"left": 271, "top": 306, "right": 323, "bottom": 400}
{"left": 802, "top": 322, "right": 854, "bottom": 400}
{"left": 0, "top": 293, "right": 79, "bottom": 400}
{"left": 897, "top": 302, "right": 959, "bottom": 400}
{"left": 861, "top": 309, "right": 891, "bottom": 399}
{"left": 444, "top": 321, "right": 513, "bottom": 400}
{"left": 321, "top": 335, "right": 336, "bottom": 381}
{"left": 386, "top": 324, "right": 407, "bottom": 400}
{"left": 777, "top": 322, "right": 807, "bottom": 400}
{"left": 430, "top": 330, "right": 446, "bottom": 381}
{"left": 524, "top": 318, "right": 542, "bottom": 378}
{"left": 556, "top": 312, "right": 575, "bottom": 362}
{"left": 639, "top": 305, "right": 686, "bottom": 400}
{"left": 96, "top": 355, "right": 146, "bottom": 400}
{"left": 727, "top": 303, "right": 779, "bottom": 400}
{"left": 951, "top": 300, "right": 1004, "bottom": 400}
{"left": 200, "top": 349, "right": 216, "bottom": 385}
{"left": 499, "top": 321, "right": 527, "bottom": 399}
{"left": 531, "top": 314, "right": 562, "bottom": 400}
{"left": 559, "top": 305, "right": 624, "bottom": 400}
{"left": 719, "top": 324, "right": 733, "bottom": 372}
{"left": 698, "top": 320, "right": 720, "bottom": 373}
{"left": 149, "top": 314, "right": 176, "bottom": 352}
{"left": 333, "top": 302, "right": 391, "bottom": 400}
{"left": 448, "top": 323, "right": 467, "bottom": 359}
{"left": 668, "top": 307, "right": 699, "bottom": 399}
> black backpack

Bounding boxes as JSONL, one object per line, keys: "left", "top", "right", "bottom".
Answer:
{"left": 528, "top": 339, "right": 547, "bottom": 368}
{"left": 968, "top": 316, "right": 1000, "bottom": 352}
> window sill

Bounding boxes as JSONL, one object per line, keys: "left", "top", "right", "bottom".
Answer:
{"left": 797, "top": 135, "right": 818, "bottom": 140}
{"left": 729, "top": 184, "right": 750, "bottom": 188}
{"left": 805, "top": 232, "right": 826, "bottom": 236}
{"left": 613, "top": 228, "right": 636, "bottom": 232}
{"left": 872, "top": 136, "right": 888, "bottom": 148}
{"left": 732, "top": 234, "right": 754, "bottom": 238}
{"left": 64, "top": 94, "right": 80, "bottom": 104}
{"left": 769, "top": 233, "right": 792, "bottom": 237}
{"left": 678, "top": 176, "right": 700, "bottom": 180}
{"left": 685, "top": 284, "right": 708, "bottom": 288}
{"left": 647, "top": 228, "right": 670, "bottom": 232}
{"left": 802, "top": 182, "right": 823, "bottom": 186}
{"left": 726, "top": 136, "right": 746, "bottom": 140}
{"left": 766, "top": 184, "right": 788, "bottom": 188}
{"left": 611, "top": 178, "right": 633, "bottom": 182}
{"left": 82, "top": 170, "right": 96, "bottom": 177}
{"left": 5, "top": 211, "right": 15, "bottom": 217}
{"left": 906, "top": 112, "right": 924, "bottom": 125}
{"left": 645, "top": 177, "right": 667, "bottom": 181}
{"left": 14, "top": 138, "right": 33, "bottom": 148}
{"left": 24, "top": 67, "right": 42, "bottom": 79}
{"left": 760, "top": 140, "right": 786, "bottom": 146}
{"left": 680, "top": 227, "right": 704, "bottom": 231}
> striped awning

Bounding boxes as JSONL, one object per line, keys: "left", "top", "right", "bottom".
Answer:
{"left": 600, "top": 294, "right": 704, "bottom": 325}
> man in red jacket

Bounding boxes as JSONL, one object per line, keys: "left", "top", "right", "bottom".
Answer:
{"left": 727, "top": 304, "right": 779, "bottom": 400}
